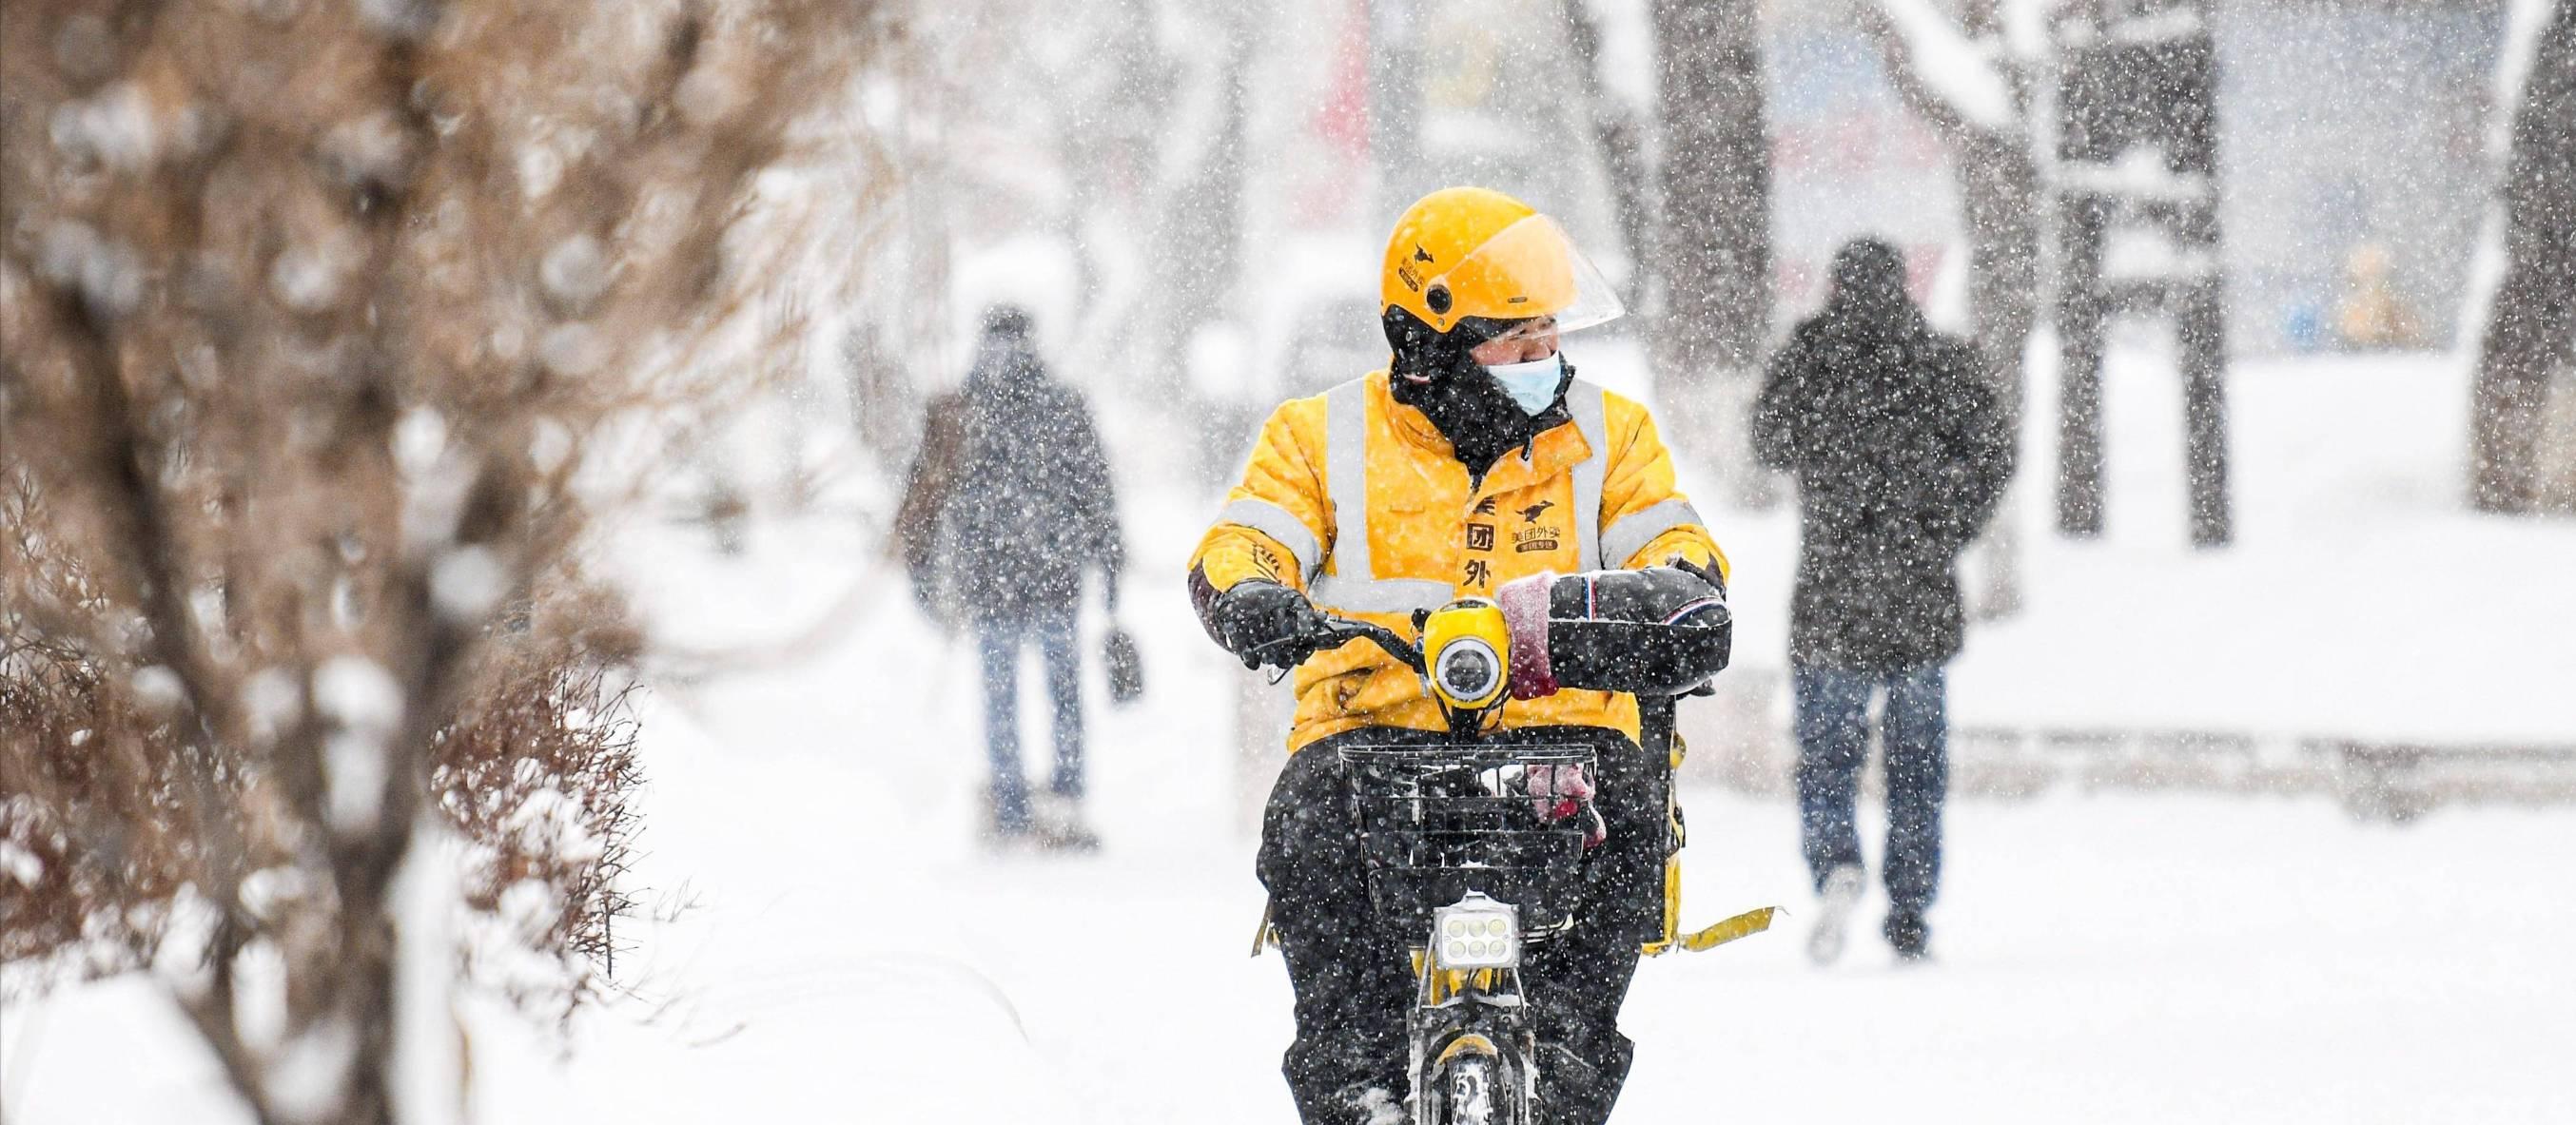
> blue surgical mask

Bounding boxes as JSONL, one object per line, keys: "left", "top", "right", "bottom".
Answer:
{"left": 1484, "top": 354, "right": 1565, "bottom": 416}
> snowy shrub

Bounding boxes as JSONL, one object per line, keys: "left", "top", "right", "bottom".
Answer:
{"left": 1, "top": 473, "right": 645, "bottom": 1021}
{"left": 430, "top": 582, "right": 647, "bottom": 1027}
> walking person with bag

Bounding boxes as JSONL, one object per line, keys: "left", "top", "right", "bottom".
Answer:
{"left": 897, "top": 304, "right": 1128, "bottom": 851}
{"left": 1753, "top": 239, "right": 2014, "bottom": 963}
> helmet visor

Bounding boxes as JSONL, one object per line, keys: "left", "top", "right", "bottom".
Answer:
{"left": 1436, "top": 215, "right": 1627, "bottom": 334}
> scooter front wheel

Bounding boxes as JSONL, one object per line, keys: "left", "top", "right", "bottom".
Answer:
{"left": 1421, "top": 1050, "right": 1527, "bottom": 1125}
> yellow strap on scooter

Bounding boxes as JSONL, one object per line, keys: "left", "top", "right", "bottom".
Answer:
{"left": 1642, "top": 850, "right": 1777, "bottom": 956}
{"left": 1679, "top": 907, "right": 1778, "bottom": 952}
{"left": 1640, "top": 856, "right": 1685, "bottom": 956}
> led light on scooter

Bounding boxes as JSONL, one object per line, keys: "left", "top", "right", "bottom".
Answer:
{"left": 1432, "top": 892, "right": 1520, "bottom": 970}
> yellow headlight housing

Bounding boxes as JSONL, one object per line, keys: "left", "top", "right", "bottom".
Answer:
{"left": 1419, "top": 598, "right": 1511, "bottom": 712}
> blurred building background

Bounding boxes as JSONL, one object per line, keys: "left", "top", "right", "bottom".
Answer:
{"left": 904, "top": 0, "right": 2523, "bottom": 442}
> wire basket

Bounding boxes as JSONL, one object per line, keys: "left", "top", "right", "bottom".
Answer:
{"left": 1337, "top": 744, "right": 1599, "bottom": 934}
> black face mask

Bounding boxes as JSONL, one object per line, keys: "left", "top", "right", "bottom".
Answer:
{"left": 1390, "top": 358, "right": 1574, "bottom": 483}
{"left": 1384, "top": 308, "right": 1574, "bottom": 481}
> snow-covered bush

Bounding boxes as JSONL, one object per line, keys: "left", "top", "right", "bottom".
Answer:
{"left": 2, "top": 508, "right": 645, "bottom": 1028}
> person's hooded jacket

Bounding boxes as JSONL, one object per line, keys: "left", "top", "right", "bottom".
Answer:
{"left": 929, "top": 313, "right": 1122, "bottom": 628}
{"left": 1753, "top": 240, "right": 2013, "bottom": 670}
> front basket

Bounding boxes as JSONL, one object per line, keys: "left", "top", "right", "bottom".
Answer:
{"left": 1337, "top": 744, "right": 1599, "bottom": 934}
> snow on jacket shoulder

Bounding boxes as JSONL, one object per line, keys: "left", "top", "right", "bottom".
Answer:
{"left": 1189, "top": 369, "right": 1727, "bottom": 752}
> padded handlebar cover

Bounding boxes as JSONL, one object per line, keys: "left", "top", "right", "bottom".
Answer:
{"left": 1506, "top": 565, "right": 1732, "bottom": 697}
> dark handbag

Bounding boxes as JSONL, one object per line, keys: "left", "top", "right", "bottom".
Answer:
{"left": 1103, "top": 625, "right": 1145, "bottom": 705}
{"left": 894, "top": 394, "right": 968, "bottom": 633}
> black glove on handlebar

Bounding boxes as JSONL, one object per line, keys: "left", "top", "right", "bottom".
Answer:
{"left": 1545, "top": 564, "right": 1726, "bottom": 626}
{"left": 1207, "top": 580, "right": 1342, "bottom": 672}
{"left": 1497, "top": 562, "right": 1732, "bottom": 698}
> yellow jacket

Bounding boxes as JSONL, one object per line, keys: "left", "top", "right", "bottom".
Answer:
{"left": 1191, "top": 370, "right": 1727, "bottom": 751}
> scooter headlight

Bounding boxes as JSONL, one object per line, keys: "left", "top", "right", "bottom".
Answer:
{"left": 1433, "top": 894, "right": 1520, "bottom": 970}
{"left": 1433, "top": 638, "right": 1502, "bottom": 708}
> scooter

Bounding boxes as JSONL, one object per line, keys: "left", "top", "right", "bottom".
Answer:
{"left": 1263, "top": 596, "right": 1774, "bottom": 1125}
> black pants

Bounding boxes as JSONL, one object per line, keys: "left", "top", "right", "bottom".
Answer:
{"left": 1258, "top": 727, "right": 1666, "bottom": 1125}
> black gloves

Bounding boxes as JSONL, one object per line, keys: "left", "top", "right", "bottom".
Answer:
{"left": 1206, "top": 580, "right": 1343, "bottom": 672}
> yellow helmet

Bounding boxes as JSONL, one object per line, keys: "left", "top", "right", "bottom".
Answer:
{"left": 1379, "top": 186, "right": 1625, "bottom": 339}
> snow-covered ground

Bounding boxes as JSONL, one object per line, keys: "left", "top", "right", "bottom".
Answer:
{"left": 1950, "top": 344, "right": 2576, "bottom": 744}
{"left": 7, "top": 346, "right": 2573, "bottom": 1123}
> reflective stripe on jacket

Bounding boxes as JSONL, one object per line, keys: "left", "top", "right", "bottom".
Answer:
{"left": 1191, "top": 369, "right": 1727, "bottom": 751}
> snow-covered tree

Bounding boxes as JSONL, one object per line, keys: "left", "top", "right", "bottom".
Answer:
{"left": 2470, "top": 0, "right": 2576, "bottom": 514}
{"left": 1650, "top": 0, "right": 1776, "bottom": 507}
{"left": 1863, "top": 0, "right": 2044, "bottom": 394}
{"left": 0, "top": 3, "right": 883, "bottom": 1121}
{"left": 1561, "top": 0, "right": 1654, "bottom": 305}
{"left": 1859, "top": 0, "right": 2047, "bottom": 612}
{"left": 2046, "top": 0, "right": 2233, "bottom": 546}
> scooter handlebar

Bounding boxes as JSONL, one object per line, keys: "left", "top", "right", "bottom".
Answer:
{"left": 1318, "top": 617, "right": 1425, "bottom": 675}
{"left": 1314, "top": 607, "right": 1728, "bottom": 700}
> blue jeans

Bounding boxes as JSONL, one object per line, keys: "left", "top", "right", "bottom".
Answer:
{"left": 978, "top": 611, "right": 1083, "bottom": 833}
{"left": 1792, "top": 665, "right": 1949, "bottom": 918}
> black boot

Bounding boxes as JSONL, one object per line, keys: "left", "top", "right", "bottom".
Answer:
{"left": 1883, "top": 909, "right": 1931, "bottom": 962}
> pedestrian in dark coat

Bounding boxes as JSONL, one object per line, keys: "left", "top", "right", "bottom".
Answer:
{"left": 904, "top": 304, "right": 1124, "bottom": 848}
{"left": 1753, "top": 238, "right": 2013, "bottom": 963}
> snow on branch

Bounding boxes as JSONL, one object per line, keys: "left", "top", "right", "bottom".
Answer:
{"left": 1871, "top": 0, "right": 2019, "bottom": 134}
{"left": 2106, "top": 6, "right": 2204, "bottom": 46}
{"left": 2000, "top": 0, "right": 2058, "bottom": 65}
{"left": 2059, "top": 148, "right": 2214, "bottom": 202}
